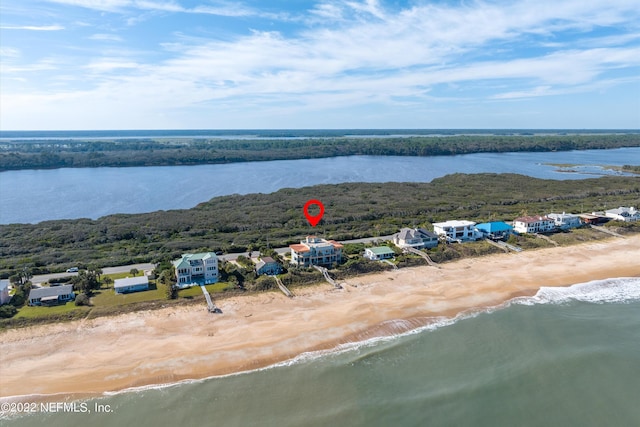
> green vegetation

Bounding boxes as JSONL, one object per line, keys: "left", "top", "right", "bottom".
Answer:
{"left": 1, "top": 134, "right": 639, "bottom": 171}
{"left": 1, "top": 173, "right": 639, "bottom": 278}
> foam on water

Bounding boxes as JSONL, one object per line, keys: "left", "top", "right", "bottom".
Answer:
{"left": 513, "top": 277, "right": 640, "bottom": 306}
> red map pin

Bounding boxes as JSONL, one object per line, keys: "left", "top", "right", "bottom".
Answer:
{"left": 303, "top": 199, "right": 325, "bottom": 227}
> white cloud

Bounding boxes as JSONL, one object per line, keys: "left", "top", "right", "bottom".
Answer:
{"left": 89, "top": 33, "right": 124, "bottom": 41}
{"left": 0, "top": 25, "right": 65, "bottom": 31}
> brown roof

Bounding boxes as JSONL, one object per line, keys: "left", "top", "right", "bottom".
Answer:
{"left": 514, "top": 215, "right": 551, "bottom": 224}
{"left": 328, "top": 240, "right": 344, "bottom": 248}
{"left": 260, "top": 256, "right": 276, "bottom": 263}
{"left": 290, "top": 244, "right": 310, "bottom": 253}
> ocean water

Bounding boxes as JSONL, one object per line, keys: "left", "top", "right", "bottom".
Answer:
{"left": 3, "top": 277, "right": 639, "bottom": 427}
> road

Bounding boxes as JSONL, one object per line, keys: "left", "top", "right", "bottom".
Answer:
{"left": 31, "top": 235, "right": 396, "bottom": 284}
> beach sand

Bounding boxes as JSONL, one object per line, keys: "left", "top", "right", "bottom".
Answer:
{"left": 1, "top": 235, "right": 639, "bottom": 399}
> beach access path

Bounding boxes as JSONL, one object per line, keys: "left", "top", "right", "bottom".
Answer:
{"left": 2, "top": 235, "right": 639, "bottom": 399}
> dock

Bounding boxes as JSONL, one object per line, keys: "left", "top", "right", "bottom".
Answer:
{"left": 313, "top": 265, "right": 342, "bottom": 289}
{"left": 200, "top": 285, "right": 220, "bottom": 313}
{"left": 403, "top": 247, "right": 440, "bottom": 268}
{"left": 272, "top": 275, "right": 294, "bottom": 298}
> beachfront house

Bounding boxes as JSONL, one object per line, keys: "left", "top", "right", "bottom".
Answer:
{"left": 605, "top": 207, "right": 639, "bottom": 222}
{"left": 290, "top": 236, "right": 343, "bottom": 268}
{"left": 255, "top": 257, "right": 282, "bottom": 276}
{"left": 172, "top": 252, "right": 219, "bottom": 289}
{"left": 513, "top": 215, "right": 555, "bottom": 234}
{"left": 364, "top": 246, "right": 396, "bottom": 261}
{"left": 548, "top": 212, "right": 582, "bottom": 230}
{"left": 475, "top": 222, "right": 513, "bottom": 240}
{"left": 578, "top": 213, "right": 610, "bottom": 225}
{"left": 432, "top": 220, "right": 478, "bottom": 242}
{"left": 0, "top": 279, "right": 11, "bottom": 305}
{"left": 28, "top": 285, "right": 75, "bottom": 306}
{"left": 392, "top": 227, "right": 439, "bottom": 249}
{"left": 114, "top": 276, "right": 150, "bottom": 294}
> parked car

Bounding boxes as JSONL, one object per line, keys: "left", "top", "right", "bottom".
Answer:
{"left": 66, "top": 267, "right": 79, "bottom": 273}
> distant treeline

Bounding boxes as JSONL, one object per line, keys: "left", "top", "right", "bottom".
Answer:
{"left": 1, "top": 173, "right": 639, "bottom": 278}
{"left": 1, "top": 134, "right": 639, "bottom": 171}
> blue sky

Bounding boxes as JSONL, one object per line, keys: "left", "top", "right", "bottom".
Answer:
{"left": 1, "top": 0, "right": 639, "bottom": 130}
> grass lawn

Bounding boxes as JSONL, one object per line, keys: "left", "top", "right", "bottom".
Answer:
{"left": 15, "top": 301, "right": 89, "bottom": 319}
{"left": 90, "top": 282, "right": 166, "bottom": 307}
{"left": 178, "top": 282, "right": 235, "bottom": 298}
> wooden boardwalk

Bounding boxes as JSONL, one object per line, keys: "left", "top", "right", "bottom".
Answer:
{"left": 403, "top": 247, "right": 440, "bottom": 268}
{"left": 200, "top": 285, "right": 220, "bottom": 313}
{"left": 313, "top": 265, "right": 342, "bottom": 289}
{"left": 272, "top": 275, "right": 294, "bottom": 298}
{"left": 590, "top": 224, "right": 625, "bottom": 238}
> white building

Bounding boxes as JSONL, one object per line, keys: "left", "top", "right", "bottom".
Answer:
{"left": 548, "top": 212, "right": 582, "bottom": 230}
{"left": 114, "top": 276, "right": 150, "bottom": 294}
{"left": 364, "top": 246, "right": 395, "bottom": 260}
{"left": 392, "top": 228, "right": 439, "bottom": 249}
{"left": 432, "top": 220, "right": 478, "bottom": 242}
{"left": 513, "top": 215, "right": 555, "bottom": 234}
{"left": 172, "top": 252, "right": 219, "bottom": 288}
{"left": 290, "top": 236, "right": 343, "bottom": 267}
{"left": 605, "top": 207, "right": 639, "bottom": 222}
{"left": 0, "top": 279, "right": 11, "bottom": 305}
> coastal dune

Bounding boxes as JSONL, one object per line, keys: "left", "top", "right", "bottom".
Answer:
{"left": 1, "top": 236, "right": 639, "bottom": 399}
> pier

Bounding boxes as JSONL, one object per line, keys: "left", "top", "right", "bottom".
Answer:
{"left": 200, "top": 285, "right": 221, "bottom": 313}
{"left": 313, "top": 265, "right": 342, "bottom": 289}
{"left": 403, "top": 247, "right": 440, "bottom": 268}
{"left": 272, "top": 275, "right": 294, "bottom": 298}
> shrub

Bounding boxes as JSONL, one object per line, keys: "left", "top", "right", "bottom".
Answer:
{"left": 0, "top": 305, "right": 17, "bottom": 318}
{"left": 75, "top": 294, "right": 90, "bottom": 306}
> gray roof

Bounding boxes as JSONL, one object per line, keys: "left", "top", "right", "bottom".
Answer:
{"left": 114, "top": 276, "right": 149, "bottom": 289}
{"left": 29, "top": 284, "right": 74, "bottom": 300}
{"left": 397, "top": 227, "right": 437, "bottom": 240}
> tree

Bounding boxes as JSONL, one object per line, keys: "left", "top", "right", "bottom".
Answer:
{"left": 165, "top": 282, "right": 178, "bottom": 300}
{"left": 72, "top": 270, "right": 99, "bottom": 296}
{"left": 130, "top": 268, "right": 139, "bottom": 277}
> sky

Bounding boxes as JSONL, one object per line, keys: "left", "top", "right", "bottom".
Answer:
{"left": 1, "top": 0, "right": 639, "bottom": 130}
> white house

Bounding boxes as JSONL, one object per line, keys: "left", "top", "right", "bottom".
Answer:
{"left": 0, "top": 279, "right": 11, "bottom": 305}
{"left": 605, "top": 207, "right": 639, "bottom": 222}
{"left": 290, "top": 236, "right": 343, "bottom": 267}
{"left": 392, "top": 228, "right": 439, "bottom": 249}
{"left": 513, "top": 215, "right": 555, "bottom": 234}
{"left": 432, "top": 220, "right": 478, "bottom": 242}
{"left": 364, "top": 246, "right": 395, "bottom": 260}
{"left": 548, "top": 212, "right": 582, "bottom": 230}
{"left": 114, "top": 276, "right": 149, "bottom": 294}
{"left": 28, "top": 285, "right": 75, "bottom": 306}
{"left": 172, "top": 252, "right": 219, "bottom": 288}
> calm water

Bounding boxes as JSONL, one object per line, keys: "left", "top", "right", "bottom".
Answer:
{"left": 3, "top": 277, "right": 639, "bottom": 427}
{"left": 1, "top": 148, "right": 638, "bottom": 224}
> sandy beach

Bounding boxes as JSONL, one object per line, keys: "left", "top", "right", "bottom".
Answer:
{"left": 1, "top": 235, "right": 639, "bottom": 399}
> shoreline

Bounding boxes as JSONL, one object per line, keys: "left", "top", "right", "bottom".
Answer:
{"left": 1, "top": 235, "right": 639, "bottom": 400}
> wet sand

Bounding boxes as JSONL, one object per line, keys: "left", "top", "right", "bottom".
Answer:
{"left": 1, "top": 235, "right": 639, "bottom": 399}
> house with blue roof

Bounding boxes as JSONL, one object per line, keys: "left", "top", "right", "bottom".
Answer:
{"left": 475, "top": 221, "right": 513, "bottom": 240}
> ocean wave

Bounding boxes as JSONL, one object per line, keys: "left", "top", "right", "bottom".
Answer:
{"left": 512, "top": 277, "right": 640, "bottom": 306}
